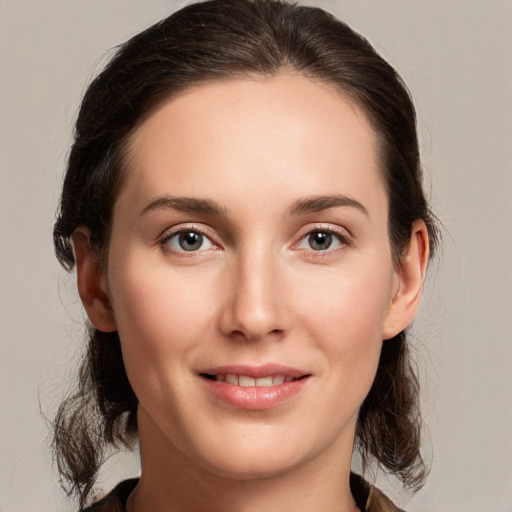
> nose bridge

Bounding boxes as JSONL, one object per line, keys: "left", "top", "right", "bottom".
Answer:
{"left": 222, "top": 238, "right": 284, "bottom": 341}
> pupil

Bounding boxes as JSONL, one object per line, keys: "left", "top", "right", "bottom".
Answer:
{"left": 180, "top": 231, "right": 202, "bottom": 251}
{"left": 310, "top": 231, "right": 331, "bottom": 251}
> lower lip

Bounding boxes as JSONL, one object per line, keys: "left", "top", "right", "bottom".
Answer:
{"left": 200, "top": 377, "right": 309, "bottom": 410}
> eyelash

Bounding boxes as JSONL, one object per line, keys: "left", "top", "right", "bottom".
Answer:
{"left": 294, "top": 225, "right": 352, "bottom": 255}
{"left": 160, "top": 224, "right": 219, "bottom": 255}
{"left": 159, "top": 224, "right": 352, "bottom": 256}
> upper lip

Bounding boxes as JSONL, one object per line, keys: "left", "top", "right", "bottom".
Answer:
{"left": 199, "top": 363, "right": 309, "bottom": 379}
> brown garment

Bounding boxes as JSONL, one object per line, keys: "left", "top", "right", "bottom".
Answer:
{"left": 82, "top": 473, "right": 404, "bottom": 512}
{"left": 350, "top": 473, "right": 405, "bottom": 512}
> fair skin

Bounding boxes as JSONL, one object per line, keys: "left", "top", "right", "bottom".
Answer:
{"left": 73, "top": 75, "right": 429, "bottom": 512}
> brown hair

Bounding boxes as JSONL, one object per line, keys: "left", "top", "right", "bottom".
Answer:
{"left": 53, "top": 0, "right": 438, "bottom": 506}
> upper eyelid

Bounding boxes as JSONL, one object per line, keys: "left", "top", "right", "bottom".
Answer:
{"left": 159, "top": 225, "right": 221, "bottom": 255}
{"left": 295, "top": 223, "right": 352, "bottom": 240}
{"left": 292, "top": 224, "right": 353, "bottom": 250}
{"left": 157, "top": 222, "right": 352, "bottom": 247}
{"left": 159, "top": 223, "right": 217, "bottom": 241}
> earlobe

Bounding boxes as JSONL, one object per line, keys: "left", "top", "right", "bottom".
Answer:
{"left": 383, "top": 220, "right": 429, "bottom": 340}
{"left": 72, "top": 229, "right": 117, "bottom": 333}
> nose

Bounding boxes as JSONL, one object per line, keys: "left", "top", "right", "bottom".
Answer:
{"left": 219, "top": 246, "right": 287, "bottom": 342}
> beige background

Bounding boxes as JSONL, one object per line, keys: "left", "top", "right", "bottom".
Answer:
{"left": 1, "top": 1, "right": 511, "bottom": 511}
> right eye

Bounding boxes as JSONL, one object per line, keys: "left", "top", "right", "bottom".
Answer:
{"left": 163, "top": 229, "right": 214, "bottom": 252}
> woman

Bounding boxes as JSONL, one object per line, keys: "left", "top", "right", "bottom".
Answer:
{"left": 52, "top": 1, "right": 438, "bottom": 511}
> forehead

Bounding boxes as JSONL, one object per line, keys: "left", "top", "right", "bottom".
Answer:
{"left": 120, "top": 75, "right": 386, "bottom": 216}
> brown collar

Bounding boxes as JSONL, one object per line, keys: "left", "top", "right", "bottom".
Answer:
{"left": 83, "top": 474, "right": 404, "bottom": 512}
{"left": 351, "top": 472, "right": 404, "bottom": 512}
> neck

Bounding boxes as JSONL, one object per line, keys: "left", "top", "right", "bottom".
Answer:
{"left": 128, "top": 409, "right": 360, "bottom": 512}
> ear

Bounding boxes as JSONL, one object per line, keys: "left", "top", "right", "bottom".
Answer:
{"left": 72, "top": 228, "right": 117, "bottom": 333}
{"left": 383, "top": 220, "right": 430, "bottom": 340}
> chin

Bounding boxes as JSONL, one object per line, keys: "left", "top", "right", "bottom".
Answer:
{"left": 181, "top": 419, "right": 344, "bottom": 483}
{"left": 197, "top": 445, "right": 308, "bottom": 481}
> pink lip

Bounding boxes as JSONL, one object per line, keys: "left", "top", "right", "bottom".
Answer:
{"left": 198, "top": 364, "right": 311, "bottom": 410}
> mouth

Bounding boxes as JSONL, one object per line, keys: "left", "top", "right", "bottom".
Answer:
{"left": 198, "top": 364, "right": 311, "bottom": 409}
{"left": 200, "top": 373, "right": 308, "bottom": 387}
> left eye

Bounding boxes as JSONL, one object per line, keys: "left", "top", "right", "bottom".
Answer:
{"left": 297, "top": 230, "right": 344, "bottom": 252}
{"left": 164, "top": 230, "right": 213, "bottom": 252}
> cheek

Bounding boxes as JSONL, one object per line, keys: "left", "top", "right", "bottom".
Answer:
{"left": 297, "top": 261, "right": 394, "bottom": 386}
{"left": 301, "top": 260, "right": 393, "bottom": 340}
{"left": 107, "top": 255, "right": 218, "bottom": 386}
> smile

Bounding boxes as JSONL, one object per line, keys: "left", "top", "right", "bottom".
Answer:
{"left": 199, "top": 364, "right": 311, "bottom": 409}
{"left": 202, "top": 374, "right": 301, "bottom": 386}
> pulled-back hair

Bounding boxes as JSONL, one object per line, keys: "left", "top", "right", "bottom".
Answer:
{"left": 53, "top": 0, "right": 438, "bottom": 506}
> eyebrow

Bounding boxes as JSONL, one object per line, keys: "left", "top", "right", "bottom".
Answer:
{"left": 139, "top": 193, "right": 368, "bottom": 218}
{"left": 139, "top": 195, "right": 228, "bottom": 217}
{"left": 288, "top": 194, "right": 369, "bottom": 217}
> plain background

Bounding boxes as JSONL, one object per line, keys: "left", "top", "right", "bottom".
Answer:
{"left": 1, "top": 1, "right": 511, "bottom": 511}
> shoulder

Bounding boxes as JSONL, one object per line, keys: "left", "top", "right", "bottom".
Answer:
{"left": 81, "top": 479, "right": 138, "bottom": 512}
{"left": 350, "top": 472, "right": 405, "bottom": 512}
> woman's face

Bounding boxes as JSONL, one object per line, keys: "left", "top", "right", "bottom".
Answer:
{"left": 93, "top": 75, "right": 417, "bottom": 479}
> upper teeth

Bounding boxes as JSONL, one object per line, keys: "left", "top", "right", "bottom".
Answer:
{"left": 216, "top": 374, "right": 293, "bottom": 387}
